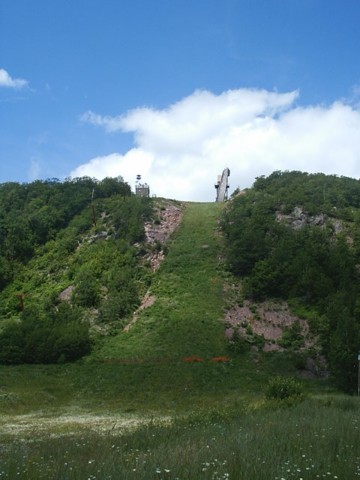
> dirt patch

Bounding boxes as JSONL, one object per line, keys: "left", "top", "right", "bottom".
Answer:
{"left": 124, "top": 291, "right": 156, "bottom": 332}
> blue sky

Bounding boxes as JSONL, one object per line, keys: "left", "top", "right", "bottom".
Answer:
{"left": 1, "top": 0, "right": 360, "bottom": 201}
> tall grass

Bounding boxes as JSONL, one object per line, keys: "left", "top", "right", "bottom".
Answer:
{"left": 1, "top": 397, "right": 359, "bottom": 479}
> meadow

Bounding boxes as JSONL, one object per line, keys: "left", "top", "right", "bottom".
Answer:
{"left": 1, "top": 200, "right": 360, "bottom": 479}
{"left": 1, "top": 394, "right": 359, "bottom": 479}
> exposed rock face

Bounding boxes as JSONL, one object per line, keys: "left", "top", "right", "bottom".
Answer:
{"left": 124, "top": 202, "right": 183, "bottom": 332}
{"left": 59, "top": 285, "right": 75, "bottom": 302}
{"left": 143, "top": 202, "right": 183, "bottom": 271}
{"left": 224, "top": 297, "right": 328, "bottom": 377}
{"left": 225, "top": 300, "right": 311, "bottom": 351}
{"left": 144, "top": 203, "right": 183, "bottom": 246}
{"left": 276, "top": 206, "right": 344, "bottom": 234}
{"left": 276, "top": 207, "right": 328, "bottom": 230}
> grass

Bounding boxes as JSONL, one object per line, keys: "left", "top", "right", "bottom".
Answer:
{"left": 1, "top": 350, "right": 326, "bottom": 415}
{"left": 1, "top": 396, "right": 359, "bottom": 479}
{"left": 95, "top": 202, "right": 226, "bottom": 360}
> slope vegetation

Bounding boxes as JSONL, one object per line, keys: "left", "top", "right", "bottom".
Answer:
{"left": 222, "top": 170, "right": 360, "bottom": 392}
{"left": 96, "top": 202, "right": 226, "bottom": 360}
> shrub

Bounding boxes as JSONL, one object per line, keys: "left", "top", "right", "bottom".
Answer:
{"left": 265, "top": 376, "right": 304, "bottom": 401}
{"left": 227, "top": 329, "right": 251, "bottom": 354}
{"left": 0, "top": 304, "right": 91, "bottom": 364}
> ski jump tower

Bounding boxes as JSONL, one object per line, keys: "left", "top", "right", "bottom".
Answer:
{"left": 215, "top": 168, "right": 230, "bottom": 202}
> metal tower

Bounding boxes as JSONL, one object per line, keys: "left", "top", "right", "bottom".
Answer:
{"left": 135, "top": 174, "right": 150, "bottom": 198}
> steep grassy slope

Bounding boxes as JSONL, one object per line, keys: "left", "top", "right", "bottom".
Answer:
{"left": 95, "top": 202, "right": 226, "bottom": 360}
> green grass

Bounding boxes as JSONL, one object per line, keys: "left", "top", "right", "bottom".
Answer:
{"left": 1, "top": 350, "right": 327, "bottom": 415}
{"left": 96, "top": 202, "right": 226, "bottom": 360}
{"left": 1, "top": 396, "right": 359, "bottom": 479}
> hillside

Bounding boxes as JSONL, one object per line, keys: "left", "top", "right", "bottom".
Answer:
{"left": 96, "top": 202, "right": 225, "bottom": 360}
{"left": 0, "top": 171, "right": 360, "bottom": 395}
{"left": 222, "top": 170, "right": 360, "bottom": 392}
{"left": 0, "top": 177, "right": 154, "bottom": 363}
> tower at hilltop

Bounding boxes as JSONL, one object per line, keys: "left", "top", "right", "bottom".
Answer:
{"left": 135, "top": 174, "right": 150, "bottom": 198}
{"left": 215, "top": 168, "right": 230, "bottom": 202}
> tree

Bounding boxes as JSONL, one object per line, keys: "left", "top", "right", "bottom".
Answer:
{"left": 328, "top": 311, "right": 360, "bottom": 393}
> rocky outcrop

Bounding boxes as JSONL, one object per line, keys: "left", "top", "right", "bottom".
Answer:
{"left": 225, "top": 300, "right": 312, "bottom": 351}
{"left": 276, "top": 207, "right": 327, "bottom": 230}
{"left": 276, "top": 206, "right": 344, "bottom": 233}
{"left": 59, "top": 285, "right": 75, "bottom": 302}
{"left": 143, "top": 202, "right": 183, "bottom": 271}
{"left": 224, "top": 294, "right": 328, "bottom": 377}
{"left": 144, "top": 203, "right": 183, "bottom": 246}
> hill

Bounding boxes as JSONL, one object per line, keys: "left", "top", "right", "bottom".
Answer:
{"left": 0, "top": 170, "right": 360, "bottom": 394}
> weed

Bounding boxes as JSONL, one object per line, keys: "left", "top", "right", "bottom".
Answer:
{"left": 265, "top": 375, "right": 305, "bottom": 401}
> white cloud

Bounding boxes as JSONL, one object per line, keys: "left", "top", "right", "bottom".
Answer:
{"left": 73, "top": 88, "right": 360, "bottom": 201}
{"left": 79, "top": 111, "right": 123, "bottom": 132}
{"left": 0, "top": 68, "right": 28, "bottom": 89}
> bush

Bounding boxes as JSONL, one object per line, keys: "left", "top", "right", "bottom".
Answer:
{"left": 0, "top": 304, "right": 92, "bottom": 364}
{"left": 265, "top": 376, "right": 304, "bottom": 401}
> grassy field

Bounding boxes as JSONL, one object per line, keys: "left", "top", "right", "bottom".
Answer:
{"left": 1, "top": 396, "right": 359, "bottom": 479}
{"left": 0, "top": 201, "right": 358, "bottom": 479}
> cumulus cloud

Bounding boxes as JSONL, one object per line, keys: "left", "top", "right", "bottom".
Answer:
{"left": 0, "top": 68, "right": 28, "bottom": 89}
{"left": 72, "top": 88, "right": 360, "bottom": 201}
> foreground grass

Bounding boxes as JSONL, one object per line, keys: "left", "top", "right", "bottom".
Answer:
{"left": 1, "top": 396, "right": 359, "bottom": 479}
